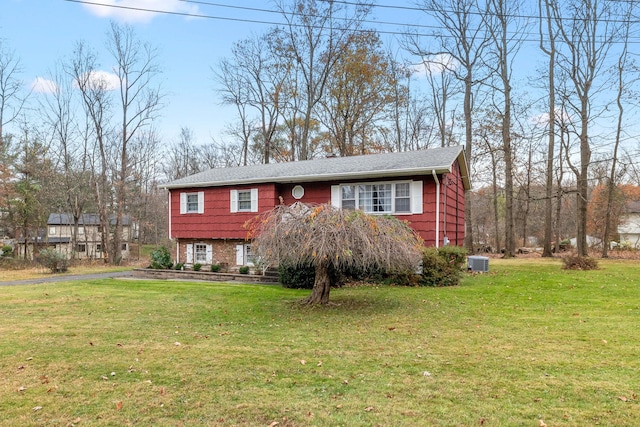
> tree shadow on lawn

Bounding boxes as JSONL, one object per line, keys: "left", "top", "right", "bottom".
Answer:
{"left": 286, "top": 292, "right": 403, "bottom": 315}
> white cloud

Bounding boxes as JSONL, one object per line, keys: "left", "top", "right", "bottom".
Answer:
{"left": 81, "top": 0, "right": 200, "bottom": 23}
{"left": 30, "top": 77, "right": 58, "bottom": 94}
{"left": 530, "top": 109, "right": 573, "bottom": 126}
{"left": 80, "top": 70, "right": 121, "bottom": 91}
{"left": 414, "top": 54, "right": 460, "bottom": 76}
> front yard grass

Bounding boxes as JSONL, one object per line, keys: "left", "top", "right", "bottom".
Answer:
{"left": 0, "top": 264, "right": 132, "bottom": 282}
{"left": 1, "top": 258, "right": 639, "bottom": 426}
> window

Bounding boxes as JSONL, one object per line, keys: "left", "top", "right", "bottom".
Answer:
{"left": 341, "top": 186, "right": 356, "bottom": 210}
{"left": 333, "top": 181, "right": 421, "bottom": 214}
{"left": 96, "top": 244, "right": 102, "bottom": 253}
{"left": 78, "top": 226, "right": 84, "bottom": 235}
{"left": 180, "top": 191, "right": 204, "bottom": 214}
{"left": 394, "top": 183, "right": 411, "bottom": 213}
{"left": 358, "top": 183, "right": 392, "bottom": 212}
{"left": 237, "top": 190, "right": 252, "bottom": 211}
{"left": 77, "top": 243, "right": 86, "bottom": 253}
{"left": 121, "top": 243, "right": 128, "bottom": 251}
{"left": 245, "top": 245, "right": 258, "bottom": 266}
{"left": 186, "top": 194, "right": 199, "bottom": 212}
{"left": 230, "top": 189, "right": 258, "bottom": 213}
{"left": 186, "top": 243, "right": 212, "bottom": 264}
{"left": 49, "top": 226, "right": 56, "bottom": 236}
{"left": 194, "top": 243, "right": 207, "bottom": 263}
{"left": 236, "top": 244, "right": 258, "bottom": 266}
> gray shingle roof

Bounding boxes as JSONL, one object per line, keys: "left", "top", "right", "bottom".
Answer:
{"left": 160, "top": 146, "right": 469, "bottom": 190}
{"left": 47, "top": 213, "right": 132, "bottom": 226}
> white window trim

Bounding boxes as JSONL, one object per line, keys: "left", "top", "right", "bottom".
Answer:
{"left": 331, "top": 180, "right": 422, "bottom": 215}
{"left": 236, "top": 243, "right": 257, "bottom": 266}
{"left": 230, "top": 188, "right": 258, "bottom": 213}
{"left": 187, "top": 242, "right": 213, "bottom": 265}
{"left": 49, "top": 226, "right": 56, "bottom": 236}
{"left": 180, "top": 191, "right": 205, "bottom": 214}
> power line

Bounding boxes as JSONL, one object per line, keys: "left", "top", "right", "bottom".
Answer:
{"left": 63, "top": 0, "right": 436, "bottom": 37}
{"left": 63, "top": 0, "right": 640, "bottom": 44}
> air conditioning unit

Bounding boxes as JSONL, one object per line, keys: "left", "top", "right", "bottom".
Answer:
{"left": 468, "top": 256, "right": 489, "bottom": 273}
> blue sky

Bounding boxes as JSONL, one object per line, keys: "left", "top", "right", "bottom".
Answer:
{"left": 2, "top": 0, "right": 426, "bottom": 146}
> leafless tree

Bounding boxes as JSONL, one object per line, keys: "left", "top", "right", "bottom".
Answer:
{"left": 107, "top": 22, "right": 163, "bottom": 264}
{"left": 0, "top": 39, "right": 27, "bottom": 150}
{"left": 70, "top": 40, "right": 114, "bottom": 263}
{"left": 550, "top": 0, "right": 617, "bottom": 257}
{"left": 274, "top": 0, "right": 370, "bottom": 160}
{"left": 214, "top": 32, "right": 288, "bottom": 164}
{"left": 215, "top": 56, "right": 255, "bottom": 166}
{"left": 483, "top": 0, "right": 527, "bottom": 258}
{"left": 249, "top": 203, "right": 423, "bottom": 305}
{"left": 538, "top": 0, "right": 558, "bottom": 257}
{"left": 422, "top": 56, "right": 459, "bottom": 148}
{"left": 602, "top": 2, "right": 637, "bottom": 257}
{"left": 41, "top": 62, "right": 94, "bottom": 260}
{"left": 163, "top": 127, "right": 202, "bottom": 181}
{"left": 409, "top": 0, "right": 492, "bottom": 252}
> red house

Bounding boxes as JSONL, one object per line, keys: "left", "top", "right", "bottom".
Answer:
{"left": 161, "top": 146, "right": 470, "bottom": 269}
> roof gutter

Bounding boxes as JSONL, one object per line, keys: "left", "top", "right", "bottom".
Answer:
{"left": 432, "top": 170, "right": 440, "bottom": 248}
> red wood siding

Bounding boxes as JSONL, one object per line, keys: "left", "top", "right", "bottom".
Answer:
{"left": 170, "top": 166, "right": 466, "bottom": 247}
{"left": 440, "top": 160, "right": 466, "bottom": 246}
{"left": 170, "top": 184, "right": 278, "bottom": 239}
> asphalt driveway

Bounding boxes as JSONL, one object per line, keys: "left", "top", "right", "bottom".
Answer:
{"left": 0, "top": 270, "right": 133, "bottom": 286}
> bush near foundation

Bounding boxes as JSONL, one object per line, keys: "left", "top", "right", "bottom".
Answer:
{"left": 149, "top": 246, "right": 173, "bottom": 269}
{"left": 419, "top": 246, "right": 467, "bottom": 287}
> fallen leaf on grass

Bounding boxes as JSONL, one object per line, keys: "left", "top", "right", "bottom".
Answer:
{"left": 268, "top": 422, "right": 279, "bottom": 427}
{"left": 618, "top": 395, "right": 629, "bottom": 402}
{"left": 364, "top": 406, "right": 374, "bottom": 412}
{"left": 539, "top": 420, "right": 547, "bottom": 427}
{"left": 160, "top": 387, "right": 166, "bottom": 396}
{"left": 300, "top": 360, "right": 306, "bottom": 365}
{"left": 32, "top": 406, "right": 42, "bottom": 411}
{"left": 115, "top": 401, "right": 123, "bottom": 411}
{"left": 18, "top": 386, "right": 26, "bottom": 392}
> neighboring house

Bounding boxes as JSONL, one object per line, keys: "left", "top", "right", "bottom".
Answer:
{"left": 618, "top": 200, "right": 640, "bottom": 248}
{"left": 18, "top": 213, "right": 137, "bottom": 260}
{"left": 161, "top": 146, "right": 470, "bottom": 270}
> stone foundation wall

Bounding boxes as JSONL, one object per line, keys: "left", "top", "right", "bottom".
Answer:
{"left": 132, "top": 268, "right": 278, "bottom": 284}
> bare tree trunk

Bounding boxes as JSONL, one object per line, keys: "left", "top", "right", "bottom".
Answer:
{"left": 540, "top": 0, "right": 556, "bottom": 257}
{"left": 551, "top": 0, "right": 615, "bottom": 258}
{"left": 305, "top": 261, "right": 332, "bottom": 305}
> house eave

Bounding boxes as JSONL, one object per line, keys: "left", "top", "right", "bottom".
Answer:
{"left": 160, "top": 166, "right": 455, "bottom": 190}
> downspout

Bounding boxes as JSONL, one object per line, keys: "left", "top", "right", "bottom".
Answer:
{"left": 432, "top": 170, "right": 440, "bottom": 248}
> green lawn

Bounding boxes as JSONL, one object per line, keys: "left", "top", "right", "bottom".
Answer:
{"left": 1, "top": 258, "right": 640, "bottom": 426}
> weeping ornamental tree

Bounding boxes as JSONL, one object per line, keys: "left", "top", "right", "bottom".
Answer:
{"left": 247, "top": 203, "right": 424, "bottom": 305}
